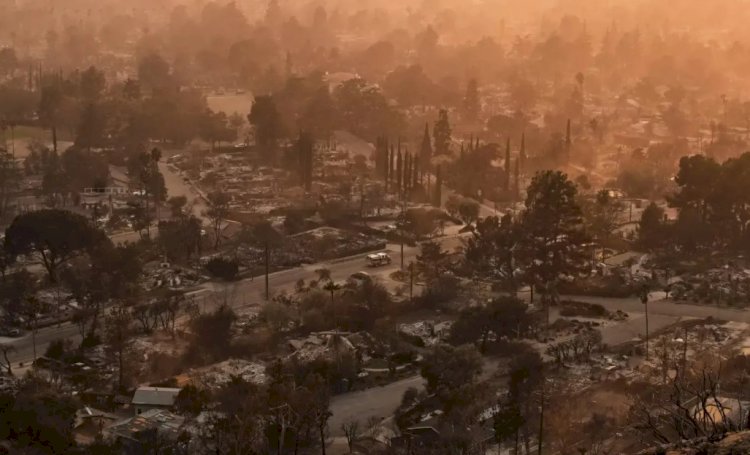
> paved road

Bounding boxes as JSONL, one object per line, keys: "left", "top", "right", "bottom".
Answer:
{"left": 1, "top": 233, "right": 467, "bottom": 368}
{"left": 159, "top": 160, "right": 208, "bottom": 221}
{"left": 326, "top": 295, "right": 748, "bottom": 435}
{"left": 329, "top": 375, "right": 426, "bottom": 434}
{"left": 9, "top": 222, "right": 742, "bottom": 435}
{"left": 107, "top": 160, "right": 208, "bottom": 246}
{"left": 564, "top": 294, "right": 750, "bottom": 348}
{"left": 567, "top": 294, "right": 749, "bottom": 324}
{"left": 328, "top": 357, "right": 502, "bottom": 436}
{"left": 199, "top": 233, "right": 466, "bottom": 310}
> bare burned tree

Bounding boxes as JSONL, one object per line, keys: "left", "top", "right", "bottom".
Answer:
{"left": 0, "top": 344, "right": 15, "bottom": 375}
{"left": 630, "top": 363, "right": 740, "bottom": 445}
{"left": 341, "top": 420, "right": 360, "bottom": 453}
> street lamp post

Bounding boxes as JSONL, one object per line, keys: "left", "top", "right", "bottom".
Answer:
{"left": 640, "top": 284, "right": 650, "bottom": 360}
{"left": 408, "top": 261, "right": 415, "bottom": 303}
{"left": 400, "top": 191, "right": 406, "bottom": 269}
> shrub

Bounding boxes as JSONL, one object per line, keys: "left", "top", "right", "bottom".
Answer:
{"left": 398, "top": 332, "right": 425, "bottom": 347}
{"left": 559, "top": 301, "right": 609, "bottom": 319}
{"left": 44, "top": 339, "right": 68, "bottom": 360}
{"left": 205, "top": 257, "right": 239, "bottom": 280}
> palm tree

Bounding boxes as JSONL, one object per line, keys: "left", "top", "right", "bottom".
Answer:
{"left": 322, "top": 280, "right": 342, "bottom": 329}
{"left": 323, "top": 280, "right": 341, "bottom": 308}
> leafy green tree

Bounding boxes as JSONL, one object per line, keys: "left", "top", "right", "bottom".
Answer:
{"left": 175, "top": 385, "right": 210, "bottom": 417}
{"left": 416, "top": 241, "right": 446, "bottom": 280}
{"left": 137, "top": 53, "right": 172, "bottom": 92}
{"left": 79, "top": 66, "right": 106, "bottom": 101}
{"left": 249, "top": 95, "right": 282, "bottom": 162}
{"left": 158, "top": 215, "right": 202, "bottom": 261}
{"left": 167, "top": 195, "right": 188, "bottom": 217}
{"left": 296, "top": 131, "right": 315, "bottom": 191}
{"left": 466, "top": 214, "right": 524, "bottom": 290}
{"left": 382, "top": 64, "right": 439, "bottom": 107}
{"left": 433, "top": 165, "right": 442, "bottom": 207}
{"left": 674, "top": 206, "right": 712, "bottom": 251}
{"left": 205, "top": 257, "right": 239, "bottom": 280}
{"left": 433, "top": 109, "right": 452, "bottom": 156}
{"left": 0, "top": 377, "right": 78, "bottom": 453}
{"left": 0, "top": 269, "right": 35, "bottom": 325}
{"left": 59, "top": 146, "right": 109, "bottom": 193}
{"left": 581, "top": 189, "right": 624, "bottom": 243}
{"left": 638, "top": 203, "right": 667, "bottom": 251}
{"left": 508, "top": 74, "right": 537, "bottom": 112}
{"left": 671, "top": 154, "right": 721, "bottom": 222}
{"left": 420, "top": 123, "right": 433, "bottom": 171}
{"left": 420, "top": 344, "right": 482, "bottom": 411}
{"left": 4, "top": 209, "right": 110, "bottom": 282}
{"left": 399, "top": 207, "right": 438, "bottom": 239}
{"left": 520, "top": 171, "right": 587, "bottom": 314}
{"left": 199, "top": 110, "right": 237, "bottom": 150}
{"left": 421, "top": 345, "right": 483, "bottom": 392}
{"left": 457, "top": 198, "right": 480, "bottom": 226}
{"left": 463, "top": 78, "right": 480, "bottom": 121}
{"left": 334, "top": 79, "right": 404, "bottom": 140}
{"left": 0, "top": 148, "right": 20, "bottom": 217}
{"left": 299, "top": 86, "right": 338, "bottom": 141}
{"left": 75, "top": 102, "right": 107, "bottom": 149}
{"left": 450, "top": 296, "right": 535, "bottom": 352}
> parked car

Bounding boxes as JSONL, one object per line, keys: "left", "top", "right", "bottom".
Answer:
{"left": 0, "top": 327, "right": 22, "bottom": 337}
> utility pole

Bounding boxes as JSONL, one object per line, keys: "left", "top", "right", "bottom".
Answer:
{"left": 359, "top": 177, "right": 366, "bottom": 226}
{"left": 400, "top": 191, "right": 406, "bottom": 269}
{"left": 408, "top": 262, "right": 415, "bottom": 303}
{"left": 538, "top": 374, "right": 545, "bottom": 455}
{"left": 640, "top": 284, "right": 650, "bottom": 359}
{"left": 265, "top": 242, "right": 270, "bottom": 301}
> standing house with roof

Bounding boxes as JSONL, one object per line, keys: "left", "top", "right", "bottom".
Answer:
{"left": 131, "top": 386, "right": 180, "bottom": 415}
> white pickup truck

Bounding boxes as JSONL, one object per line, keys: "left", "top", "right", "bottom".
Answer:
{"left": 366, "top": 252, "right": 392, "bottom": 267}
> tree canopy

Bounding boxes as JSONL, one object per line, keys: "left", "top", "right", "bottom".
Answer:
{"left": 4, "top": 209, "right": 110, "bottom": 282}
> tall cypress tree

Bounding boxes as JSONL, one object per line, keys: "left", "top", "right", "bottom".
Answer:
{"left": 383, "top": 138, "right": 390, "bottom": 187}
{"left": 413, "top": 155, "right": 420, "bottom": 189}
{"left": 565, "top": 119, "right": 572, "bottom": 163}
{"left": 404, "top": 152, "right": 411, "bottom": 193}
{"left": 375, "top": 136, "right": 384, "bottom": 178}
{"left": 463, "top": 78, "right": 480, "bottom": 121}
{"left": 396, "top": 147, "right": 403, "bottom": 194}
{"left": 520, "top": 132, "right": 527, "bottom": 172}
{"left": 297, "top": 131, "right": 314, "bottom": 191}
{"left": 505, "top": 138, "right": 511, "bottom": 192}
{"left": 420, "top": 123, "right": 433, "bottom": 172}
{"left": 514, "top": 157, "right": 520, "bottom": 201}
{"left": 388, "top": 144, "right": 395, "bottom": 191}
{"left": 433, "top": 165, "right": 442, "bottom": 207}
{"left": 433, "top": 110, "right": 452, "bottom": 156}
